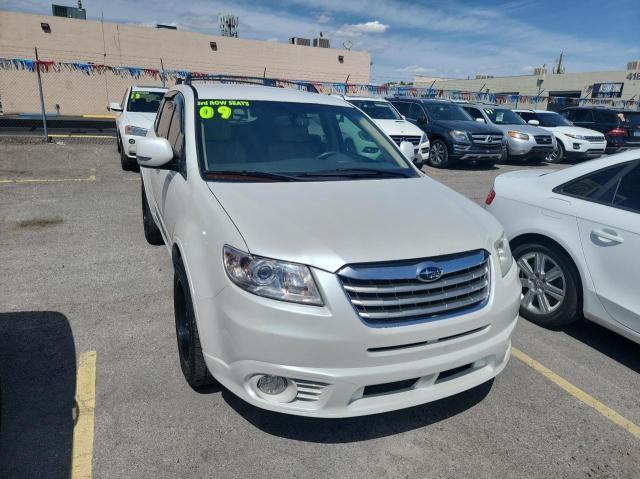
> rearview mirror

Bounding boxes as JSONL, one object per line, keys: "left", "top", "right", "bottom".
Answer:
{"left": 475, "top": 117, "right": 486, "bottom": 123}
{"left": 399, "top": 141, "right": 414, "bottom": 161}
{"left": 136, "top": 137, "right": 174, "bottom": 168}
{"left": 109, "top": 102, "right": 123, "bottom": 112}
{"left": 527, "top": 119, "right": 540, "bottom": 126}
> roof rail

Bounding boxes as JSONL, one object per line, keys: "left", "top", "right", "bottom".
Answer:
{"left": 181, "top": 73, "right": 319, "bottom": 93}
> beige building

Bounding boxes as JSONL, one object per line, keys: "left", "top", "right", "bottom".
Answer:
{"left": 0, "top": 10, "right": 371, "bottom": 115}
{"left": 415, "top": 66, "right": 640, "bottom": 111}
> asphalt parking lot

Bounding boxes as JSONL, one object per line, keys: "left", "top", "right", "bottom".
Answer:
{"left": 1, "top": 141, "right": 638, "bottom": 479}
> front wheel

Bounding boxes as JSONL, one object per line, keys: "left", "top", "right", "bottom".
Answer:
{"left": 428, "top": 140, "right": 450, "bottom": 168}
{"left": 513, "top": 242, "right": 581, "bottom": 328}
{"left": 546, "top": 142, "right": 565, "bottom": 164}
{"left": 174, "top": 257, "right": 216, "bottom": 389}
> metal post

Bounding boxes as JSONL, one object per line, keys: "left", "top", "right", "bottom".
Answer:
{"left": 160, "top": 58, "right": 166, "bottom": 88}
{"left": 34, "top": 48, "right": 49, "bottom": 141}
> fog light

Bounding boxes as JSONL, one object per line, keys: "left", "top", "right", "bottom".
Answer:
{"left": 129, "top": 138, "right": 135, "bottom": 144}
{"left": 257, "top": 375, "right": 288, "bottom": 395}
{"left": 573, "top": 143, "right": 580, "bottom": 149}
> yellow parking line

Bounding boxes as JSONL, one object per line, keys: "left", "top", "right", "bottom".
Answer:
{"left": 512, "top": 347, "right": 640, "bottom": 439}
{"left": 49, "top": 134, "right": 116, "bottom": 139}
{"left": 72, "top": 350, "right": 97, "bottom": 479}
{"left": 0, "top": 169, "right": 96, "bottom": 184}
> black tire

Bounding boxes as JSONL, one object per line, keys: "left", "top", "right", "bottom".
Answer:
{"left": 512, "top": 241, "right": 582, "bottom": 328}
{"left": 120, "top": 144, "right": 139, "bottom": 172}
{"left": 174, "top": 257, "right": 216, "bottom": 389}
{"left": 428, "top": 139, "right": 450, "bottom": 168}
{"left": 546, "top": 141, "right": 565, "bottom": 164}
{"left": 116, "top": 134, "right": 121, "bottom": 153}
{"left": 141, "top": 181, "right": 164, "bottom": 245}
{"left": 413, "top": 159, "right": 425, "bottom": 169}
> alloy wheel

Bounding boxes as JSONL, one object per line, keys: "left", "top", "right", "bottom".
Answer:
{"left": 517, "top": 252, "right": 566, "bottom": 315}
{"left": 430, "top": 143, "right": 445, "bottom": 165}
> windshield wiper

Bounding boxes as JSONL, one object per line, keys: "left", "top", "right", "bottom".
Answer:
{"left": 298, "top": 168, "right": 412, "bottom": 178}
{"left": 205, "top": 170, "right": 301, "bottom": 182}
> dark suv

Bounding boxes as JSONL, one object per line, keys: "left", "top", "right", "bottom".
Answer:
{"left": 559, "top": 107, "right": 640, "bottom": 153}
{"left": 388, "top": 98, "right": 505, "bottom": 168}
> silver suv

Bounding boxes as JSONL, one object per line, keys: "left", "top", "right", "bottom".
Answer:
{"left": 461, "top": 103, "right": 556, "bottom": 162}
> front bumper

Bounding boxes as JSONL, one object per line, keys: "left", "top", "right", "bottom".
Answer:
{"left": 507, "top": 138, "right": 554, "bottom": 159}
{"left": 414, "top": 141, "right": 430, "bottom": 162}
{"left": 194, "top": 261, "right": 521, "bottom": 417}
{"left": 452, "top": 143, "right": 504, "bottom": 161}
{"left": 121, "top": 133, "right": 140, "bottom": 158}
{"left": 563, "top": 138, "right": 606, "bottom": 159}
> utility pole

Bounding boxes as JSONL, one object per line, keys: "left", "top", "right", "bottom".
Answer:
{"left": 34, "top": 47, "right": 49, "bottom": 141}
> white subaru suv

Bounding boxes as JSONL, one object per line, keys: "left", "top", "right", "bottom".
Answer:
{"left": 136, "top": 83, "right": 521, "bottom": 417}
{"left": 109, "top": 86, "right": 167, "bottom": 171}
{"left": 343, "top": 96, "right": 430, "bottom": 167}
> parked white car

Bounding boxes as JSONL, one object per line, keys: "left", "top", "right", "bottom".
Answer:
{"left": 514, "top": 109, "right": 606, "bottom": 164}
{"left": 109, "top": 86, "right": 167, "bottom": 171}
{"left": 343, "top": 96, "right": 430, "bottom": 167}
{"left": 486, "top": 150, "right": 640, "bottom": 344}
{"left": 135, "top": 83, "right": 521, "bottom": 417}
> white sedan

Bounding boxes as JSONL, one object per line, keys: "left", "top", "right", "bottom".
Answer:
{"left": 486, "top": 150, "right": 640, "bottom": 343}
{"left": 109, "top": 86, "right": 167, "bottom": 171}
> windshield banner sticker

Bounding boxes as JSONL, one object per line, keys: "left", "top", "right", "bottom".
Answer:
{"left": 197, "top": 100, "right": 250, "bottom": 120}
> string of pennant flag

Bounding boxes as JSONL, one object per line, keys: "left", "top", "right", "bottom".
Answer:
{"left": 0, "top": 56, "right": 637, "bottom": 109}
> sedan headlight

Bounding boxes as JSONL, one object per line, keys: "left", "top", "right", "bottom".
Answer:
{"left": 494, "top": 233, "right": 513, "bottom": 277}
{"left": 449, "top": 130, "right": 470, "bottom": 143}
{"left": 507, "top": 131, "right": 529, "bottom": 141}
{"left": 124, "top": 125, "right": 148, "bottom": 136}
{"left": 564, "top": 133, "right": 585, "bottom": 140}
{"left": 223, "top": 245, "right": 323, "bottom": 305}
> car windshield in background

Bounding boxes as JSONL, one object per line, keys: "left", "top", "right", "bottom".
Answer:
{"left": 618, "top": 112, "right": 640, "bottom": 127}
{"left": 196, "top": 100, "right": 416, "bottom": 181}
{"left": 348, "top": 100, "right": 402, "bottom": 120}
{"left": 483, "top": 108, "right": 525, "bottom": 125}
{"left": 537, "top": 112, "right": 573, "bottom": 127}
{"left": 127, "top": 91, "right": 165, "bottom": 113}
{"left": 424, "top": 103, "right": 472, "bottom": 121}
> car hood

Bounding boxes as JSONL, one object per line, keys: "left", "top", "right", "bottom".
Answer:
{"left": 372, "top": 119, "right": 424, "bottom": 137}
{"left": 549, "top": 126, "right": 603, "bottom": 136}
{"left": 490, "top": 124, "right": 551, "bottom": 135}
{"left": 435, "top": 120, "right": 503, "bottom": 134}
{"left": 208, "top": 177, "right": 502, "bottom": 272}
{"left": 122, "top": 112, "right": 156, "bottom": 129}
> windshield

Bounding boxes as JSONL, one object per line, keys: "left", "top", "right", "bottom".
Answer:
{"left": 537, "top": 112, "right": 572, "bottom": 127}
{"left": 196, "top": 99, "right": 416, "bottom": 180}
{"left": 423, "top": 103, "right": 472, "bottom": 121}
{"left": 127, "top": 91, "right": 165, "bottom": 113}
{"left": 348, "top": 100, "right": 402, "bottom": 120}
{"left": 483, "top": 108, "right": 526, "bottom": 125}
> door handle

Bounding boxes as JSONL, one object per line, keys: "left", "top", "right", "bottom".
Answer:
{"left": 591, "top": 228, "right": 624, "bottom": 245}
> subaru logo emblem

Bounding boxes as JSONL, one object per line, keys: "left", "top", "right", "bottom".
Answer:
{"left": 417, "top": 266, "right": 443, "bottom": 282}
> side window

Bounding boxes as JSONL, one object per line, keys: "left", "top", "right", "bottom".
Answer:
{"left": 556, "top": 164, "right": 628, "bottom": 204}
{"left": 573, "top": 109, "right": 594, "bottom": 123}
{"left": 155, "top": 99, "right": 175, "bottom": 139}
{"left": 392, "top": 102, "right": 409, "bottom": 116}
{"left": 166, "top": 96, "right": 184, "bottom": 158}
{"left": 594, "top": 109, "right": 618, "bottom": 124}
{"left": 561, "top": 110, "right": 574, "bottom": 120}
{"left": 408, "top": 103, "right": 426, "bottom": 122}
{"left": 612, "top": 164, "right": 640, "bottom": 213}
{"left": 465, "top": 107, "right": 484, "bottom": 121}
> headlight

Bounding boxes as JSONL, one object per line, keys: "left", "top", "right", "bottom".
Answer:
{"left": 223, "top": 245, "right": 323, "bottom": 305}
{"left": 564, "top": 133, "right": 585, "bottom": 140}
{"left": 421, "top": 132, "right": 429, "bottom": 145}
{"left": 494, "top": 233, "right": 513, "bottom": 277}
{"left": 449, "top": 130, "right": 470, "bottom": 143}
{"left": 507, "top": 131, "right": 529, "bottom": 141}
{"left": 124, "top": 125, "right": 148, "bottom": 136}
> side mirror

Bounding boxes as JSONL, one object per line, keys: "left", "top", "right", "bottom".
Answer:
{"left": 136, "top": 137, "right": 174, "bottom": 168}
{"left": 528, "top": 119, "right": 540, "bottom": 126}
{"left": 399, "top": 141, "right": 414, "bottom": 161}
{"left": 109, "top": 102, "right": 123, "bottom": 112}
{"left": 475, "top": 117, "right": 486, "bottom": 123}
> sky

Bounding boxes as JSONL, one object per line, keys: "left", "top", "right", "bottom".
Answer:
{"left": 1, "top": 0, "right": 639, "bottom": 83}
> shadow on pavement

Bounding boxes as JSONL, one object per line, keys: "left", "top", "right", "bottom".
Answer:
{"left": 223, "top": 378, "right": 493, "bottom": 443}
{"left": 565, "top": 320, "right": 640, "bottom": 374}
{"left": 0, "top": 311, "right": 76, "bottom": 479}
